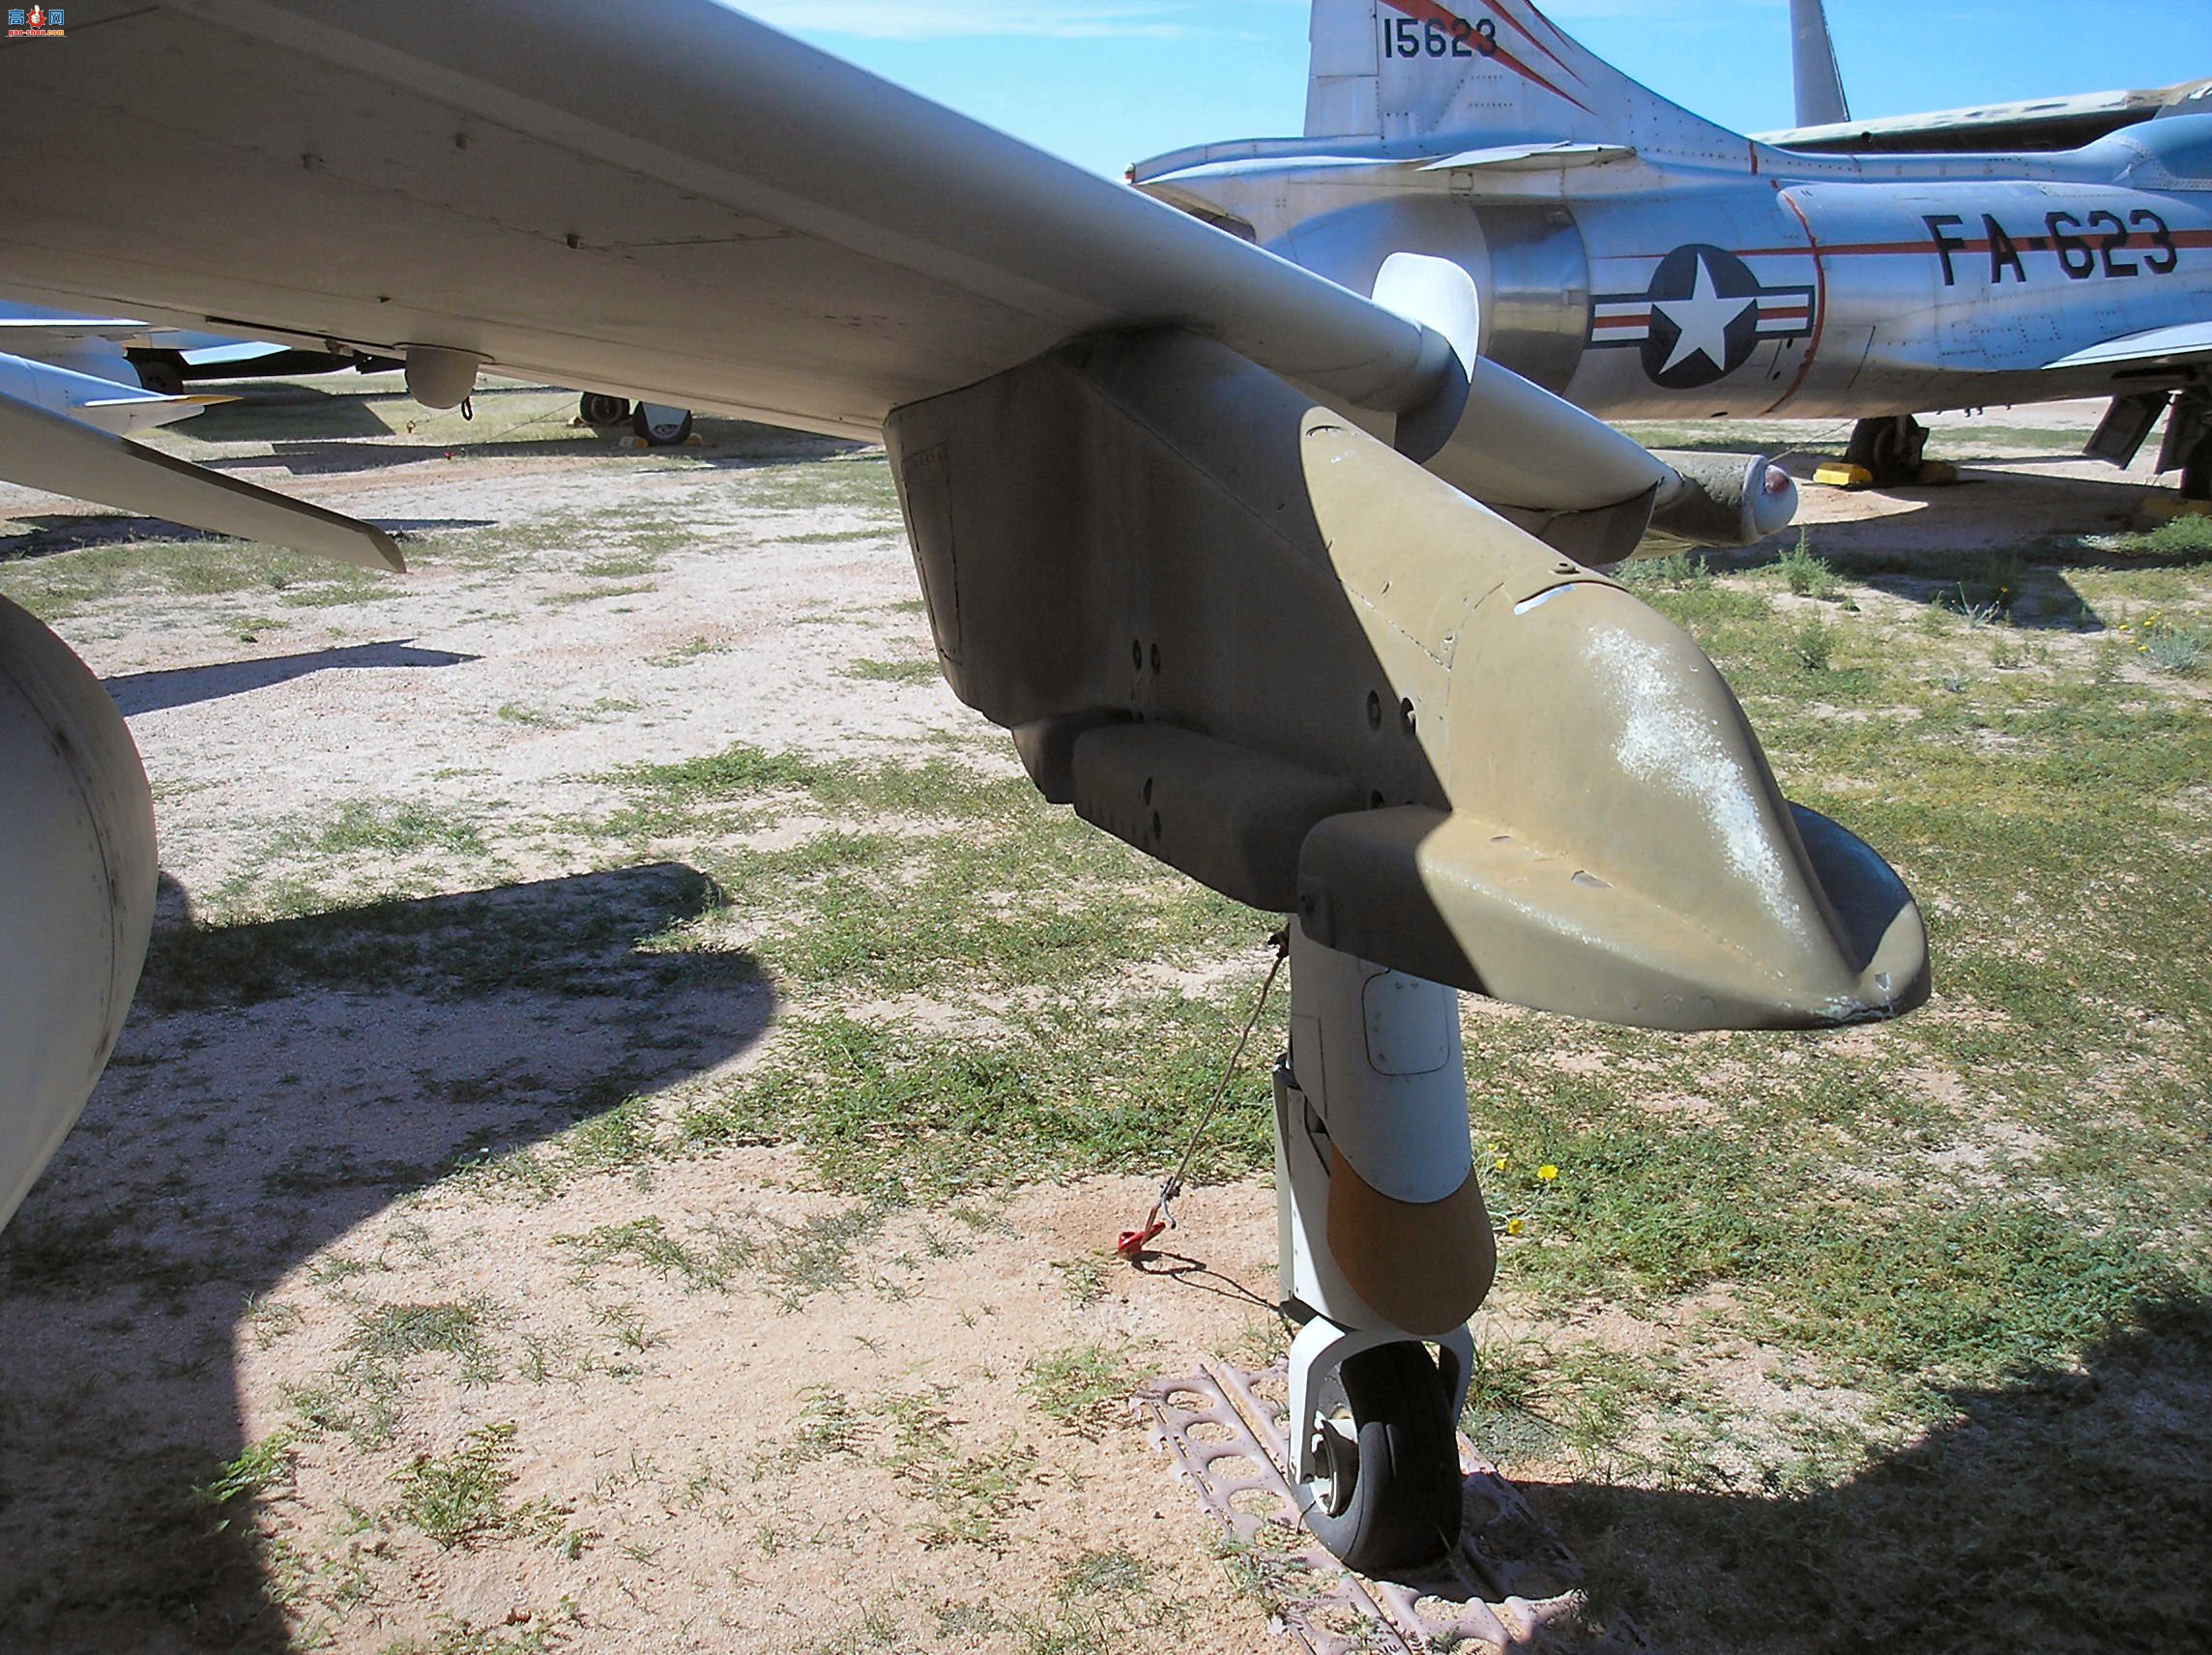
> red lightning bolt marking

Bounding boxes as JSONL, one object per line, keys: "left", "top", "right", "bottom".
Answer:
{"left": 1478, "top": 0, "right": 1582, "bottom": 75}
{"left": 1378, "top": 1, "right": 1593, "bottom": 115}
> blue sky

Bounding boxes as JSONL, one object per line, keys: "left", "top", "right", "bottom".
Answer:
{"left": 732, "top": 1, "right": 2212, "bottom": 176}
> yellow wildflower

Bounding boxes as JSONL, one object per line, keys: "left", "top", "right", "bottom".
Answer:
{"left": 1538, "top": 1164, "right": 1559, "bottom": 1182}
{"left": 1505, "top": 1218, "right": 1526, "bottom": 1236}
{"left": 1493, "top": 1155, "right": 1509, "bottom": 1172}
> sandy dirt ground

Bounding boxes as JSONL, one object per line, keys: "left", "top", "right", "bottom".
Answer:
{"left": 0, "top": 382, "right": 2192, "bottom": 1655}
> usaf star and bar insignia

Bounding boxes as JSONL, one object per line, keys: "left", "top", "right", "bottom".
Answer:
{"left": 1590, "top": 245, "right": 1815, "bottom": 390}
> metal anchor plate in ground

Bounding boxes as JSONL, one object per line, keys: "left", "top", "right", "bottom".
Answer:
{"left": 1133, "top": 1362, "right": 1653, "bottom": 1655}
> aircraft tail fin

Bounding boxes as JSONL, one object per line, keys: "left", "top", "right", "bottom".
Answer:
{"left": 1790, "top": 0, "right": 1851, "bottom": 127}
{"left": 1305, "top": 1, "right": 1749, "bottom": 153}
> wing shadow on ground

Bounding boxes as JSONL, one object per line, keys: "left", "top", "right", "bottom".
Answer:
{"left": 0, "top": 862, "right": 773, "bottom": 1654}
{"left": 1505, "top": 1294, "right": 2210, "bottom": 1652}
{"left": 106, "top": 641, "right": 480, "bottom": 715}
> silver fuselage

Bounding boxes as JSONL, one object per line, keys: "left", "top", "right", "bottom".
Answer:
{"left": 1137, "top": 116, "right": 2212, "bottom": 421}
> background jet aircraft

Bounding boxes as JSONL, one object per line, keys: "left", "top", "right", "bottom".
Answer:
{"left": 1133, "top": 0, "right": 2212, "bottom": 491}
{"left": 1767, "top": 0, "right": 2212, "bottom": 157}
{"left": 0, "top": 302, "right": 233, "bottom": 432}
{"left": 0, "top": 0, "right": 1928, "bottom": 1576}
{"left": 0, "top": 344, "right": 219, "bottom": 435}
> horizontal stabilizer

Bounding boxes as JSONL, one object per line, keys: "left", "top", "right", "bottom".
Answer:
{"left": 76, "top": 393, "right": 239, "bottom": 412}
{"left": 1417, "top": 141, "right": 1633, "bottom": 172}
{"left": 2047, "top": 321, "right": 2212, "bottom": 372}
{"left": 0, "top": 317, "right": 150, "bottom": 349}
{"left": 0, "top": 390, "right": 403, "bottom": 571}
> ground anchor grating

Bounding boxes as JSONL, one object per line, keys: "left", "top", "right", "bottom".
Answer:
{"left": 1134, "top": 1361, "right": 1654, "bottom": 1655}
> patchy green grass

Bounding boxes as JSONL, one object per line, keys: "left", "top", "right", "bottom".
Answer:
{"left": 841, "top": 656, "right": 942, "bottom": 685}
{"left": 0, "top": 536, "right": 400, "bottom": 623}
{"left": 1774, "top": 533, "right": 1842, "bottom": 599}
{"left": 387, "top": 1422, "right": 563, "bottom": 1550}
{"left": 1450, "top": 542, "right": 2212, "bottom": 1652}
{"left": 1022, "top": 1341, "right": 1141, "bottom": 1440}
{"left": 351, "top": 1300, "right": 500, "bottom": 1384}
{"left": 314, "top": 800, "right": 489, "bottom": 859}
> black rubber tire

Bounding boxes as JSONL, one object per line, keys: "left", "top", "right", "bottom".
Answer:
{"left": 2182, "top": 438, "right": 2212, "bottom": 502}
{"left": 631, "top": 403, "right": 694, "bottom": 446}
{"left": 578, "top": 392, "right": 631, "bottom": 427}
{"left": 1845, "top": 415, "right": 1928, "bottom": 485}
{"left": 1303, "top": 1343, "right": 1463, "bottom": 1577}
{"left": 131, "top": 351, "right": 188, "bottom": 397}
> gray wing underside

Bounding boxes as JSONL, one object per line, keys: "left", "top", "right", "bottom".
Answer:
{"left": 0, "top": 0, "right": 1443, "bottom": 440}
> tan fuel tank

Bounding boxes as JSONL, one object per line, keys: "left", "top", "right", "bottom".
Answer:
{"left": 888, "top": 329, "right": 1925, "bottom": 1032}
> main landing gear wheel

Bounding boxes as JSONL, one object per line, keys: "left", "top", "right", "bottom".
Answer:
{"left": 2183, "top": 434, "right": 2212, "bottom": 502}
{"left": 131, "top": 350, "right": 188, "bottom": 397}
{"left": 1301, "top": 1342, "right": 1463, "bottom": 1576}
{"left": 578, "top": 392, "right": 631, "bottom": 427}
{"left": 1845, "top": 414, "right": 1930, "bottom": 485}
{"left": 631, "top": 402, "right": 694, "bottom": 446}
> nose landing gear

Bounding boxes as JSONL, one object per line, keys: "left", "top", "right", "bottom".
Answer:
{"left": 1273, "top": 921, "right": 1494, "bottom": 1577}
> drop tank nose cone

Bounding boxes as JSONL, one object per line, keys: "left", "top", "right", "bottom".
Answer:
{"left": 1754, "top": 458, "right": 1801, "bottom": 538}
{"left": 1295, "top": 421, "right": 1926, "bottom": 1031}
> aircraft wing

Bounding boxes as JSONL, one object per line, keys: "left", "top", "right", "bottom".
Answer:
{"left": 1760, "top": 81, "right": 2212, "bottom": 157}
{"left": 0, "top": 316, "right": 155, "bottom": 352}
{"left": 2046, "top": 320, "right": 2212, "bottom": 373}
{"left": 0, "top": 0, "right": 1685, "bottom": 529}
{"left": 3, "top": 2, "right": 1443, "bottom": 436}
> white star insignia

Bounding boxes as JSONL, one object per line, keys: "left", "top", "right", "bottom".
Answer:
{"left": 1653, "top": 254, "right": 1756, "bottom": 375}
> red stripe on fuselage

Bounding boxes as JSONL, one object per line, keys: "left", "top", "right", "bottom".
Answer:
{"left": 1674, "top": 230, "right": 2212, "bottom": 262}
{"left": 1378, "top": 1, "right": 1592, "bottom": 114}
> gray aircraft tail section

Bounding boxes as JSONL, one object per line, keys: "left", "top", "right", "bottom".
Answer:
{"left": 1790, "top": 0, "right": 1851, "bottom": 127}
{"left": 1305, "top": 0, "right": 1752, "bottom": 158}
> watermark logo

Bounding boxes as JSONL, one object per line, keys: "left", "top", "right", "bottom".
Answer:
{"left": 7, "top": 6, "right": 66, "bottom": 38}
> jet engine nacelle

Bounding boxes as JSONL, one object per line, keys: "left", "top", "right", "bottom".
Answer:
{"left": 0, "top": 595, "right": 158, "bottom": 1231}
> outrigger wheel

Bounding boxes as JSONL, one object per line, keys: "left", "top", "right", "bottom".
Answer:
{"left": 1302, "top": 1342, "right": 1464, "bottom": 1575}
{"left": 1845, "top": 413, "right": 1930, "bottom": 485}
{"left": 2181, "top": 421, "right": 2212, "bottom": 503}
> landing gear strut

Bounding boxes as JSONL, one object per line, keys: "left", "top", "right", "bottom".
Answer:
{"left": 1845, "top": 413, "right": 1929, "bottom": 485}
{"left": 1273, "top": 921, "right": 1494, "bottom": 1577}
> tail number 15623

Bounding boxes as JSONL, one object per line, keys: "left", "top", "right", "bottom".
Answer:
{"left": 1384, "top": 13, "right": 1498, "bottom": 59}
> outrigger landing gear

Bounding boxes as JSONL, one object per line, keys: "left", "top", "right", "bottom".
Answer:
{"left": 1845, "top": 413, "right": 1930, "bottom": 485}
{"left": 1274, "top": 921, "right": 1494, "bottom": 1577}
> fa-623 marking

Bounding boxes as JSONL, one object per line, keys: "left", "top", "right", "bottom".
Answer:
{"left": 1923, "top": 208, "right": 2185, "bottom": 285}
{"left": 1139, "top": 0, "right": 2212, "bottom": 468}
